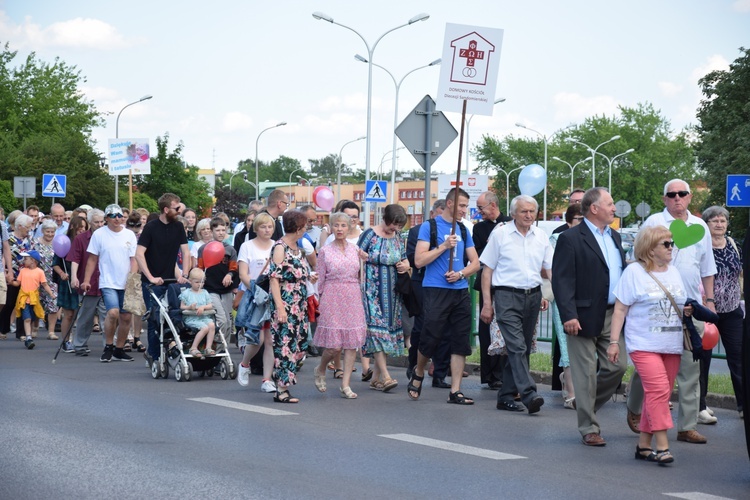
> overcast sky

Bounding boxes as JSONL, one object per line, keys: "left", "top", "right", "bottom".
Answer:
{"left": 2, "top": 0, "right": 748, "bottom": 179}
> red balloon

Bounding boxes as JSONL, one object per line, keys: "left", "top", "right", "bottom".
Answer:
{"left": 702, "top": 322, "right": 719, "bottom": 350}
{"left": 202, "top": 241, "right": 225, "bottom": 268}
{"left": 312, "top": 186, "right": 326, "bottom": 207}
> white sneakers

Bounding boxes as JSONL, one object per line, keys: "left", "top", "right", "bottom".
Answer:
{"left": 260, "top": 380, "right": 277, "bottom": 393}
{"left": 698, "top": 408, "right": 718, "bottom": 425}
{"left": 237, "top": 363, "right": 250, "bottom": 387}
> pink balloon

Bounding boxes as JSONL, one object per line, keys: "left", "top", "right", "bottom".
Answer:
{"left": 52, "top": 234, "right": 71, "bottom": 258}
{"left": 702, "top": 322, "right": 719, "bottom": 350}
{"left": 312, "top": 186, "right": 326, "bottom": 207}
{"left": 202, "top": 241, "right": 225, "bottom": 269}
{"left": 315, "top": 187, "right": 335, "bottom": 212}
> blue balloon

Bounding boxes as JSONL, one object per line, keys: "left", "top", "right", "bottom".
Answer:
{"left": 518, "top": 164, "right": 547, "bottom": 196}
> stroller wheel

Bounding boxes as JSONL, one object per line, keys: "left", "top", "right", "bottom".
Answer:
{"left": 151, "top": 360, "right": 161, "bottom": 379}
{"left": 219, "top": 359, "right": 230, "bottom": 380}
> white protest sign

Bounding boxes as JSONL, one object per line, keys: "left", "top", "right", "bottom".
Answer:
{"left": 436, "top": 23, "right": 504, "bottom": 116}
{"left": 108, "top": 138, "right": 151, "bottom": 175}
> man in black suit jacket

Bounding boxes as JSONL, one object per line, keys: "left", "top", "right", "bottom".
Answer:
{"left": 551, "top": 187, "right": 627, "bottom": 447}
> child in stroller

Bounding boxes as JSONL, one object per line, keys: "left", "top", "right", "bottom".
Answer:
{"left": 179, "top": 268, "right": 216, "bottom": 358}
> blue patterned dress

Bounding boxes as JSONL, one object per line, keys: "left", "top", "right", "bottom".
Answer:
{"left": 358, "top": 228, "right": 405, "bottom": 357}
{"left": 269, "top": 240, "right": 310, "bottom": 386}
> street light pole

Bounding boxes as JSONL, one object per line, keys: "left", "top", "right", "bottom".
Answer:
{"left": 565, "top": 135, "right": 621, "bottom": 188}
{"left": 496, "top": 165, "right": 524, "bottom": 214}
{"left": 514, "top": 123, "right": 552, "bottom": 220}
{"left": 356, "top": 55, "right": 441, "bottom": 202}
{"left": 337, "top": 136, "right": 366, "bottom": 200}
{"left": 114, "top": 94, "right": 152, "bottom": 204}
{"left": 288, "top": 168, "right": 303, "bottom": 204}
{"left": 465, "top": 98, "right": 505, "bottom": 174}
{"left": 551, "top": 156, "right": 593, "bottom": 194}
{"left": 595, "top": 148, "right": 635, "bottom": 197}
{"left": 313, "top": 11, "right": 430, "bottom": 227}
{"left": 255, "top": 122, "right": 287, "bottom": 201}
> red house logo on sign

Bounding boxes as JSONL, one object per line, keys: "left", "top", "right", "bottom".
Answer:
{"left": 449, "top": 32, "right": 495, "bottom": 85}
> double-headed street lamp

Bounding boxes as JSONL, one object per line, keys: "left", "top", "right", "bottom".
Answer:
{"left": 551, "top": 156, "right": 592, "bottom": 194}
{"left": 565, "top": 135, "right": 621, "bottom": 188}
{"left": 288, "top": 168, "right": 304, "bottom": 203}
{"left": 313, "top": 11, "right": 430, "bottom": 226}
{"left": 496, "top": 165, "right": 525, "bottom": 215}
{"left": 337, "top": 136, "right": 366, "bottom": 200}
{"left": 466, "top": 98, "right": 505, "bottom": 174}
{"left": 596, "top": 148, "right": 635, "bottom": 197}
{"left": 114, "top": 94, "right": 152, "bottom": 205}
{"left": 255, "top": 122, "right": 287, "bottom": 200}
{"left": 355, "top": 55, "right": 441, "bottom": 202}
{"left": 515, "top": 123, "right": 560, "bottom": 220}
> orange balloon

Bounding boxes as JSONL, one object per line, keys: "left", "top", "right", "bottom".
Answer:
{"left": 702, "top": 322, "right": 719, "bottom": 350}
{"left": 202, "top": 241, "right": 225, "bottom": 268}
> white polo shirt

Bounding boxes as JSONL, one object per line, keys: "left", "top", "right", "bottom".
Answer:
{"left": 480, "top": 221, "right": 552, "bottom": 289}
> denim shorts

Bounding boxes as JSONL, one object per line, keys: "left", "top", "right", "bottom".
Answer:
{"left": 101, "top": 288, "right": 128, "bottom": 313}
{"left": 21, "top": 304, "right": 37, "bottom": 321}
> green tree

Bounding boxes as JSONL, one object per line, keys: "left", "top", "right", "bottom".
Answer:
{"left": 0, "top": 42, "right": 111, "bottom": 211}
{"left": 133, "top": 133, "right": 212, "bottom": 215}
{"left": 309, "top": 154, "right": 339, "bottom": 179}
{"left": 0, "top": 180, "right": 17, "bottom": 212}
{"left": 696, "top": 47, "right": 750, "bottom": 239}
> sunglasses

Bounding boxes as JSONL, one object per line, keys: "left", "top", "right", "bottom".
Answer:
{"left": 665, "top": 191, "right": 689, "bottom": 199}
{"left": 661, "top": 240, "right": 675, "bottom": 249}
{"left": 106, "top": 213, "right": 124, "bottom": 219}
{"left": 127, "top": 222, "right": 142, "bottom": 228}
{"left": 573, "top": 216, "right": 584, "bottom": 221}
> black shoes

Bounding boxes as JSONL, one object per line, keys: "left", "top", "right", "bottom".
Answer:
{"left": 496, "top": 400, "right": 524, "bottom": 412}
{"left": 527, "top": 396, "right": 544, "bottom": 414}
{"left": 432, "top": 378, "right": 451, "bottom": 389}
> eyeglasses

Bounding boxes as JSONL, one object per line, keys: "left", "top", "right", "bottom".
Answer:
{"left": 661, "top": 240, "right": 675, "bottom": 249}
{"left": 573, "top": 216, "right": 584, "bottom": 221}
{"left": 665, "top": 191, "right": 690, "bottom": 199}
{"left": 476, "top": 203, "right": 490, "bottom": 213}
{"left": 106, "top": 213, "right": 124, "bottom": 219}
{"left": 280, "top": 201, "right": 290, "bottom": 207}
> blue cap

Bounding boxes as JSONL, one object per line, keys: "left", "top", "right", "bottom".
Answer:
{"left": 19, "top": 250, "right": 42, "bottom": 263}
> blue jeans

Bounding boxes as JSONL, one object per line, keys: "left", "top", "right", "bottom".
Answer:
{"left": 142, "top": 283, "right": 167, "bottom": 360}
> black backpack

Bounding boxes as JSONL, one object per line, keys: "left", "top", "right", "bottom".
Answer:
{"left": 428, "top": 218, "right": 468, "bottom": 266}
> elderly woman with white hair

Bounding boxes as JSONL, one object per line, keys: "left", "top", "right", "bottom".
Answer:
{"left": 33, "top": 219, "right": 61, "bottom": 339}
{"left": 0, "top": 213, "right": 34, "bottom": 340}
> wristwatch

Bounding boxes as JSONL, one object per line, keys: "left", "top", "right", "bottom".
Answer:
{"left": 458, "top": 271, "right": 465, "bottom": 280}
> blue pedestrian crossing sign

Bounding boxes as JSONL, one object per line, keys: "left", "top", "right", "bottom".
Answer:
{"left": 42, "top": 174, "right": 66, "bottom": 198}
{"left": 365, "top": 180, "right": 387, "bottom": 202}
{"left": 727, "top": 174, "right": 750, "bottom": 207}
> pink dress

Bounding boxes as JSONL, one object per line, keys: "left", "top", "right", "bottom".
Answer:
{"left": 314, "top": 241, "right": 366, "bottom": 350}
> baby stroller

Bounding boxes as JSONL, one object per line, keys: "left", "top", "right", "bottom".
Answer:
{"left": 147, "top": 282, "right": 236, "bottom": 382}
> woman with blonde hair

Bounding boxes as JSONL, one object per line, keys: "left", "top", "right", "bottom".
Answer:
{"left": 609, "top": 225, "right": 692, "bottom": 466}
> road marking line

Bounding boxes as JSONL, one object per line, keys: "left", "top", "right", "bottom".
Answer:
{"left": 664, "top": 494, "right": 734, "bottom": 500}
{"left": 189, "top": 397, "right": 298, "bottom": 416}
{"left": 379, "top": 433, "right": 526, "bottom": 461}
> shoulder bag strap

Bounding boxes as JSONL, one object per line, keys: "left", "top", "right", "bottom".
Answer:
{"left": 644, "top": 267, "right": 682, "bottom": 318}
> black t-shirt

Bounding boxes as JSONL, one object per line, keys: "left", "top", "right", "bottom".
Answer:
{"left": 472, "top": 214, "right": 512, "bottom": 257}
{"left": 138, "top": 218, "right": 188, "bottom": 283}
{"left": 245, "top": 209, "right": 283, "bottom": 241}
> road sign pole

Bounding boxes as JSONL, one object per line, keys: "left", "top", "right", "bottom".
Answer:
{"left": 423, "top": 99, "right": 434, "bottom": 220}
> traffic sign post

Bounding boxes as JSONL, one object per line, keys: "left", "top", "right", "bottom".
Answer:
{"left": 726, "top": 174, "right": 750, "bottom": 207}
{"left": 42, "top": 174, "right": 66, "bottom": 198}
{"left": 635, "top": 201, "right": 651, "bottom": 225}
{"left": 13, "top": 177, "right": 35, "bottom": 211}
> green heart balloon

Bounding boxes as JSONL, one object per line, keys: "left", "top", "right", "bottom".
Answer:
{"left": 669, "top": 219, "right": 705, "bottom": 249}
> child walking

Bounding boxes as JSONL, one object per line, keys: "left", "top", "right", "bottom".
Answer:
{"left": 179, "top": 268, "right": 216, "bottom": 358}
{"left": 13, "top": 251, "right": 54, "bottom": 349}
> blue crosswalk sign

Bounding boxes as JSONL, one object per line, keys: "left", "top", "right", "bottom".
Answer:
{"left": 365, "top": 180, "right": 387, "bottom": 202}
{"left": 727, "top": 174, "right": 750, "bottom": 207}
{"left": 42, "top": 174, "right": 66, "bottom": 198}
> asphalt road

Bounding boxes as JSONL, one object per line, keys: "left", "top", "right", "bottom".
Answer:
{"left": 1, "top": 337, "right": 748, "bottom": 500}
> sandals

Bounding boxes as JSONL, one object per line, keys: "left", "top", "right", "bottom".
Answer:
{"left": 654, "top": 449, "right": 674, "bottom": 465}
{"left": 133, "top": 338, "right": 146, "bottom": 352}
{"left": 369, "top": 380, "right": 384, "bottom": 391}
{"left": 382, "top": 378, "right": 398, "bottom": 393}
{"left": 273, "top": 390, "right": 299, "bottom": 403}
{"left": 407, "top": 372, "right": 424, "bottom": 401}
{"left": 92, "top": 323, "right": 101, "bottom": 333}
{"left": 205, "top": 348, "right": 216, "bottom": 356}
{"left": 361, "top": 368, "right": 373, "bottom": 382}
{"left": 634, "top": 446, "right": 656, "bottom": 461}
{"left": 123, "top": 340, "right": 133, "bottom": 352}
{"left": 189, "top": 348, "right": 204, "bottom": 358}
{"left": 333, "top": 369, "right": 344, "bottom": 379}
{"left": 315, "top": 368, "right": 327, "bottom": 393}
{"left": 340, "top": 386, "right": 358, "bottom": 399}
{"left": 448, "top": 391, "right": 474, "bottom": 405}
{"left": 326, "top": 361, "right": 335, "bottom": 371}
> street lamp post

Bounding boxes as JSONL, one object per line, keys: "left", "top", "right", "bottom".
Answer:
{"left": 313, "top": 11, "right": 429, "bottom": 227}
{"left": 496, "top": 165, "right": 524, "bottom": 215}
{"left": 465, "top": 98, "right": 505, "bottom": 174}
{"left": 114, "top": 94, "right": 152, "bottom": 205}
{"left": 337, "top": 136, "right": 366, "bottom": 200}
{"left": 255, "top": 122, "right": 287, "bottom": 201}
{"left": 288, "top": 168, "right": 303, "bottom": 204}
{"left": 565, "top": 135, "right": 621, "bottom": 188}
{"left": 355, "top": 55, "right": 441, "bottom": 202}
{"left": 514, "top": 123, "right": 556, "bottom": 220}
{"left": 595, "top": 148, "right": 635, "bottom": 197}
{"left": 377, "top": 147, "right": 405, "bottom": 180}
{"left": 551, "top": 156, "right": 593, "bottom": 194}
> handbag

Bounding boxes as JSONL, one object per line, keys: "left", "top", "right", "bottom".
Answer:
{"left": 254, "top": 258, "right": 272, "bottom": 293}
{"left": 645, "top": 268, "right": 693, "bottom": 352}
{"left": 123, "top": 271, "right": 146, "bottom": 316}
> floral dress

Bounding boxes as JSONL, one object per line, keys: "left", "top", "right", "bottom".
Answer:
{"left": 269, "top": 240, "right": 310, "bottom": 386}
{"left": 314, "top": 242, "right": 366, "bottom": 350}
{"left": 358, "top": 228, "right": 405, "bottom": 357}
{"left": 34, "top": 240, "right": 59, "bottom": 314}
